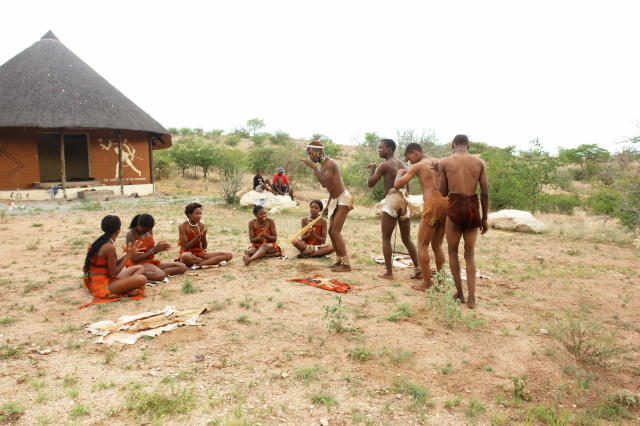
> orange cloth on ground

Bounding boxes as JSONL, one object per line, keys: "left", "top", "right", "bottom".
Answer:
{"left": 80, "top": 252, "right": 144, "bottom": 309}
{"left": 447, "top": 193, "right": 482, "bottom": 230}
{"left": 303, "top": 220, "right": 324, "bottom": 246}
{"left": 288, "top": 274, "right": 353, "bottom": 293}
{"left": 250, "top": 225, "right": 282, "bottom": 254}
{"left": 126, "top": 235, "right": 160, "bottom": 266}
{"left": 179, "top": 226, "right": 207, "bottom": 258}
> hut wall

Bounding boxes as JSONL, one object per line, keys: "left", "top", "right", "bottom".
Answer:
{"left": 0, "top": 128, "right": 152, "bottom": 190}
{"left": 0, "top": 128, "right": 40, "bottom": 190}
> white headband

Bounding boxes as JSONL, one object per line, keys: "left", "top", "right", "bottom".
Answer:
{"left": 306, "top": 145, "right": 324, "bottom": 149}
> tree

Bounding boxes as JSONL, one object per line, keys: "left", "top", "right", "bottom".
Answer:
{"left": 190, "top": 140, "right": 218, "bottom": 189}
{"left": 246, "top": 118, "right": 266, "bottom": 137}
{"left": 152, "top": 149, "right": 172, "bottom": 180}
{"left": 558, "top": 144, "right": 610, "bottom": 180}
{"left": 169, "top": 138, "right": 198, "bottom": 177}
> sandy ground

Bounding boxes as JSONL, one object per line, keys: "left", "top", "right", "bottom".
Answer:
{"left": 0, "top": 190, "right": 638, "bottom": 425}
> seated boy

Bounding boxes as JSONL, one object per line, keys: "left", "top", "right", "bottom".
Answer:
{"left": 243, "top": 205, "right": 282, "bottom": 265}
{"left": 292, "top": 200, "right": 335, "bottom": 258}
{"left": 178, "top": 203, "right": 233, "bottom": 267}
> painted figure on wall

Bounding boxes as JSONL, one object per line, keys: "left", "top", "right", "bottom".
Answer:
{"left": 99, "top": 138, "right": 143, "bottom": 179}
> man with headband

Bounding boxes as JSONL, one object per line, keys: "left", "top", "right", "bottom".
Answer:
{"left": 302, "top": 140, "right": 354, "bottom": 272}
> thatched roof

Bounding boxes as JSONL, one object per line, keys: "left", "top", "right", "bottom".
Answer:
{"left": 0, "top": 31, "right": 171, "bottom": 148}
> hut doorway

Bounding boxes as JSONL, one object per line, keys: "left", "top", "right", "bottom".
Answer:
{"left": 36, "top": 133, "right": 90, "bottom": 182}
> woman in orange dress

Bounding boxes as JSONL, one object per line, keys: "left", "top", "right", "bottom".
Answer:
{"left": 126, "top": 213, "right": 187, "bottom": 281}
{"left": 243, "top": 205, "right": 282, "bottom": 266}
{"left": 83, "top": 215, "right": 147, "bottom": 301}
{"left": 178, "top": 203, "right": 233, "bottom": 267}
{"left": 292, "top": 200, "right": 335, "bottom": 258}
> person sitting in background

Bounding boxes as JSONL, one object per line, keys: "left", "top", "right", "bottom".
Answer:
{"left": 126, "top": 213, "right": 187, "bottom": 281}
{"left": 272, "top": 168, "right": 294, "bottom": 199}
{"left": 253, "top": 168, "right": 273, "bottom": 193}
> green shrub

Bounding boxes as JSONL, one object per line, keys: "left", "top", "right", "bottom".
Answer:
{"left": 538, "top": 194, "right": 581, "bottom": 215}
{"left": 586, "top": 187, "right": 621, "bottom": 216}
{"left": 224, "top": 133, "right": 241, "bottom": 146}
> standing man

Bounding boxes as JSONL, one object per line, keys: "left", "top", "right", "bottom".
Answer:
{"left": 302, "top": 140, "right": 354, "bottom": 272}
{"left": 394, "top": 143, "right": 448, "bottom": 291}
{"left": 438, "top": 135, "right": 489, "bottom": 309}
{"left": 367, "top": 139, "right": 420, "bottom": 279}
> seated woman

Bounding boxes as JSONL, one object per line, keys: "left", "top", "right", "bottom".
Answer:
{"left": 126, "top": 213, "right": 187, "bottom": 281}
{"left": 292, "top": 200, "right": 335, "bottom": 258}
{"left": 178, "top": 203, "right": 233, "bottom": 267}
{"left": 83, "top": 215, "right": 147, "bottom": 301}
{"left": 243, "top": 205, "right": 282, "bottom": 265}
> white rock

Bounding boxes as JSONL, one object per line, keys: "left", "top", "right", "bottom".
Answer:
{"left": 487, "top": 209, "right": 545, "bottom": 233}
{"left": 539, "top": 328, "right": 549, "bottom": 335}
{"left": 239, "top": 190, "right": 298, "bottom": 211}
{"left": 319, "top": 418, "right": 329, "bottom": 426}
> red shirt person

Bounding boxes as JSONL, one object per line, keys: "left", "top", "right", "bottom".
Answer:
{"left": 272, "top": 168, "right": 293, "bottom": 198}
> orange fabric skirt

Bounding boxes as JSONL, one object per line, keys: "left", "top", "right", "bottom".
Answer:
{"left": 80, "top": 275, "right": 144, "bottom": 309}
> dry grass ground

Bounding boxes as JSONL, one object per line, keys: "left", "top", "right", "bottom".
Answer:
{"left": 0, "top": 185, "right": 638, "bottom": 425}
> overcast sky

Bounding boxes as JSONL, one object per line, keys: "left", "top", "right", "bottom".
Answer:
{"left": 2, "top": 0, "right": 639, "bottom": 152}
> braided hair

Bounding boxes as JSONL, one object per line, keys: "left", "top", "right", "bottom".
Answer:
{"left": 83, "top": 215, "right": 121, "bottom": 273}
{"left": 129, "top": 213, "right": 155, "bottom": 230}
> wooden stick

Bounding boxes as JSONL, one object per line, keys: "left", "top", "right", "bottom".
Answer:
{"left": 290, "top": 215, "right": 323, "bottom": 244}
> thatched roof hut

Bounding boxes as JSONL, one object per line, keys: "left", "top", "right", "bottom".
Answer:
{"left": 0, "top": 31, "right": 171, "bottom": 198}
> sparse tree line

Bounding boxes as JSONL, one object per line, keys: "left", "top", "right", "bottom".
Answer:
{"left": 156, "top": 122, "right": 640, "bottom": 230}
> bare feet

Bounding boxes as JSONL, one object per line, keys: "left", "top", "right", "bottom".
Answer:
{"left": 243, "top": 254, "right": 251, "bottom": 266}
{"left": 296, "top": 253, "right": 308, "bottom": 259}
{"left": 467, "top": 299, "right": 476, "bottom": 309}
{"left": 411, "top": 282, "right": 432, "bottom": 291}
{"left": 328, "top": 260, "right": 341, "bottom": 268}
{"left": 331, "top": 264, "right": 351, "bottom": 272}
{"left": 410, "top": 270, "right": 422, "bottom": 280}
{"left": 453, "top": 293, "right": 465, "bottom": 304}
{"left": 378, "top": 271, "right": 394, "bottom": 280}
{"left": 126, "top": 289, "right": 141, "bottom": 297}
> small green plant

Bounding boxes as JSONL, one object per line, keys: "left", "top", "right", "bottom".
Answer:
{"left": 512, "top": 375, "right": 531, "bottom": 401}
{"left": 0, "top": 344, "right": 19, "bottom": 359}
{"left": 526, "top": 404, "right": 570, "bottom": 425}
{"left": 0, "top": 401, "right": 24, "bottom": 423}
{"left": 236, "top": 315, "right": 251, "bottom": 324}
{"left": 63, "top": 373, "right": 78, "bottom": 388}
{"left": 0, "top": 317, "right": 18, "bottom": 326}
{"left": 444, "top": 395, "right": 461, "bottom": 409}
{"left": 309, "top": 393, "right": 337, "bottom": 410}
{"left": 103, "top": 348, "right": 117, "bottom": 364}
{"left": 465, "top": 399, "right": 486, "bottom": 420}
{"left": 392, "top": 377, "right": 432, "bottom": 410}
{"left": 125, "top": 386, "right": 197, "bottom": 419}
{"left": 611, "top": 389, "right": 639, "bottom": 408}
{"left": 348, "top": 347, "right": 374, "bottom": 362}
{"left": 441, "top": 362, "right": 454, "bottom": 375}
{"left": 425, "top": 271, "right": 464, "bottom": 328}
{"left": 323, "top": 296, "right": 358, "bottom": 334}
{"left": 69, "top": 403, "right": 89, "bottom": 419}
{"left": 386, "top": 302, "right": 414, "bottom": 322}
{"left": 181, "top": 277, "right": 198, "bottom": 294}
{"left": 388, "top": 347, "right": 413, "bottom": 364}
{"left": 294, "top": 367, "right": 321, "bottom": 384}
{"left": 550, "top": 314, "right": 635, "bottom": 367}
{"left": 26, "top": 238, "right": 40, "bottom": 250}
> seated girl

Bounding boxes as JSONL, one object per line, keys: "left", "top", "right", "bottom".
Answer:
{"left": 126, "top": 213, "right": 187, "bottom": 281}
{"left": 178, "top": 203, "right": 233, "bottom": 267}
{"left": 83, "top": 215, "right": 147, "bottom": 301}
{"left": 292, "top": 200, "right": 335, "bottom": 258}
{"left": 244, "top": 205, "right": 282, "bottom": 265}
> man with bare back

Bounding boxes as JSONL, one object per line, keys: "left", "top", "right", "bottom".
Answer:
{"left": 438, "top": 134, "right": 489, "bottom": 309}
{"left": 394, "top": 143, "right": 448, "bottom": 291}
{"left": 302, "top": 140, "right": 354, "bottom": 272}
{"left": 367, "top": 139, "right": 419, "bottom": 279}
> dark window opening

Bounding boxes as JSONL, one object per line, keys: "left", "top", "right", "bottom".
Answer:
{"left": 36, "top": 134, "right": 91, "bottom": 182}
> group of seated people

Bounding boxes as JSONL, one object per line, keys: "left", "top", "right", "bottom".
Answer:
{"left": 82, "top": 201, "right": 332, "bottom": 301}
{"left": 253, "top": 167, "right": 294, "bottom": 200}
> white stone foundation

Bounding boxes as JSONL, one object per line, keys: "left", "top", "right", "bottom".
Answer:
{"left": 0, "top": 184, "right": 155, "bottom": 201}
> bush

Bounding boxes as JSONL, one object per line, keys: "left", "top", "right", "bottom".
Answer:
{"left": 224, "top": 133, "right": 241, "bottom": 146}
{"left": 270, "top": 131, "right": 291, "bottom": 145}
{"left": 221, "top": 171, "right": 243, "bottom": 205}
{"left": 586, "top": 187, "right": 621, "bottom": 216}
{"left": 252, "top": 133, "right": 269, "bottom": 146}
{"left": 538, "top": 194, "right": 581, "bottom": 215}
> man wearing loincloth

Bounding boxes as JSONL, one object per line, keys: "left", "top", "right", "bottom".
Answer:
{"left": 367, "top": 139, "right": 419, "bottom": 279}
{"left": 395, "top": 143, "right": 448, "bottom": 291}
{"left": 302, "top": 140, "right": 354, "bottom": 272}
{"left": 438, "top": 134, "right": 489, "bottom": 309}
